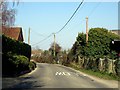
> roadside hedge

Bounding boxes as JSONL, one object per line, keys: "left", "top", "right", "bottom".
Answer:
{"left": 67, "top": 28, "right": 120, "bottom": 76}
{"left": 2, "top": 35, "right": 35, "bottom": 77}
{"left": 69, "top": 28, "right": 120, "bottom": 60}
{"left": 2, "top": 35, "right": 31, "bottom": 60}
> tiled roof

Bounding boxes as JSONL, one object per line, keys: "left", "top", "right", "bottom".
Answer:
{"left": 2, "top": 26, "right": 24, "bottom": 41}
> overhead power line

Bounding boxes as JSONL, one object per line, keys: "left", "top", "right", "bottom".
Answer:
{"left": 88, "top": 2, "right": 101, "bottom": 18}
{"left": 32, "top": 0, "right": 84, "bottom": 46}
{"left": 32, "top": 33, "right": 53, "bottom": 46}
{"left": 31, "top": 29, "right": 45, "bottom": 37}
{"left": 70, "top": 2, "right": 101, "bottom": 33}
{"left": 55, "top": 0, "right": 84, "bottom": 34}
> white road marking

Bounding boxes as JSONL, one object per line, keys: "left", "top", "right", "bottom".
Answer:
{"left": 83, "top": 74, "right": 87, "bottom": 77}
{"left": 67, "top": 72, "right": 71, "bottom": 76}
{"left": 55, "top": 72, "right": 71, "bottom": 76}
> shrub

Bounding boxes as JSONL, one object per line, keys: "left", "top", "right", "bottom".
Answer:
{"left": 2, "top": 53, "right": 30, "bottom": 76}
{"left": 69, "top": 28, "right": 120, "bottom": 61}
{"left": 67, "top": 28, "right": 120, "bottom": 76}
{"left": 11, "top": 55, "right": 29, "bottom": 70}
{"left": 29, "top": 61, "right": 36, "bottom": 70}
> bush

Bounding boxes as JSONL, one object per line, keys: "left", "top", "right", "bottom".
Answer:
{"left": 67, "top": 28, "right": 120, "bottom": 76}
{"left": 29, "top": 61, "right": 36, "bottom": 70}
{"left": 2, "top": 53, "right": 30, "bottom": 76}
{"left": 11, "top": 55, "right": 29, "bottom": 70}
{"left": 69, "top": 28, "right": 120, "bottom": 61}
{"left": 2, "top": 35, "right": 36, "bottom": 77}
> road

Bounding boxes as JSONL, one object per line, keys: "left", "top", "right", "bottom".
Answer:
{"left": 2, "top": 63, "right": 118, "bottom": 89}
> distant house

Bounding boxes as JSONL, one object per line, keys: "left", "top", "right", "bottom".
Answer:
{"left": 110, "top": 30, "right": 120, "bottom": 36}
{"left": 2, "top": 26, "right": 24, "bottom": 42}
{"left": 31, "top": 50, "right": 42, "bottom": 57}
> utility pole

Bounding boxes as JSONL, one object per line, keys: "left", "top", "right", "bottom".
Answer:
{"left": 86, "top": 16, "right": 88, "bottom": 44}
{"left": 28, "top": 27, "right": 30, "bottom": 45}
{"left": 53, "top": 33, "right": 56, "bottom": 57}
{"left": 24, "top": 29, "right": 26, "bottom": 42}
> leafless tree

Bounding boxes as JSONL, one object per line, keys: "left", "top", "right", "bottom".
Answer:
{"left": 49, "top": 42, "right": 61, "bottom": 56}
{"left": 0, "top": 0, "right": 18, "bottom": 27}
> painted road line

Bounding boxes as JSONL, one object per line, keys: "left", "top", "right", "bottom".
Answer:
{"left": 55, "top": 72, "right": 71, "bottom": 76}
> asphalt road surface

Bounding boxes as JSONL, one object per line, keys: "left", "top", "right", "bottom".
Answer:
{"left": 2, "top": 63, "right": 118, "bottom": 89}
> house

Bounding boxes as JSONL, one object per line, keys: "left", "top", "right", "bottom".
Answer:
{"left": 110, "top": 30, "right": 120, "bottom": 36}
{"left": 31, "top": 49, "right": 42, "bottom": 57}
{"left": 2, "top": 26, "right": 24, "bottom": 42}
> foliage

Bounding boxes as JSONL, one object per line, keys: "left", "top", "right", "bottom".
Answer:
{"left": 2, "top": 35, "right": 34, "bottom": 77}
{"left": 29, "top": 61, "right": 36, "bottom": 70}
{"left": 69, "top": 62, "right": 120, "bottom": 80}
{"left": 32, "top": 48, "right": 69, "bottom": 64}
{"left": 69, "top": 28, "right": 120, "bottom": 60}
{"left": 2, "top": 34, "right": 31, "bottom": 60}
{"left": 49, "top": 42, "right": 61, "bottom": 56}
{"left": 3, "top": 52, "right": 36, "bottom": 77}
{"left": 57, "top": 50, "right": 69, "bottom": 64}
{"left": 66, "top": 28, "right": 120, "bottom": 77}
{"left": 31, "top": 49, "right": 53, "bottom": 63}
{"left": 2, "top": 52, "right": 30, "bottom": 76}
{"left": 49, "top": 42, "right": 62, "bottom": 63}
{"left": 10, "top": 54, "right": 29, "bottom": 66}
{"left": 1, "top": 1, "right": 36, "bottom": 77}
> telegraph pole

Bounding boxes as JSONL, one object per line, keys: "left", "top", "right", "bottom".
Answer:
{"left": 53, "top": 33, "right": 56, "bottom": 57}
{"left": 24, "top": 29, "right": 26, "bottom": 42}
{"left": 86, "top": 17, "right": 88, "bottom": 44}
{"left": 28, "top": 27, "right": 30, "bottom": 45}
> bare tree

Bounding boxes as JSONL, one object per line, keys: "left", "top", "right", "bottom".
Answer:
{"left": 49, "top": 43, "right": 62, "bottom": 63}
{"left": 49, "top": 42, "right": 61, "bottom": 56}
{"left": 1, "top": 0, "right": 18, "bottom": 27}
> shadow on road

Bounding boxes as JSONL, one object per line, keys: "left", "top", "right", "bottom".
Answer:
{"left": 2, "top": 76, "right": 44, "bottom": 89}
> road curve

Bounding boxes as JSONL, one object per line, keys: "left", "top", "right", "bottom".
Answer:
{"left": 2, "top": 63, "right": 118, "bottom": 89}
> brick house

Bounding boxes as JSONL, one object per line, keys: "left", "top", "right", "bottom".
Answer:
{"left": 2, "top": 26, "right": 24, "bottom": 42}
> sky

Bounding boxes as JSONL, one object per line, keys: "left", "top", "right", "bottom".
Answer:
{"left": 12, "top": 1, "right": 118, "bottom": 50}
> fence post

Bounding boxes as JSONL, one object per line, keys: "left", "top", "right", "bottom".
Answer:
{"left": 99, "top": 58, "right": 103, "bottom": 71}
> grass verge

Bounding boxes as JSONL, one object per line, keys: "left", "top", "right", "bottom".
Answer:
{"left": 66, "top": 62, "right": 120, "bottom": 80}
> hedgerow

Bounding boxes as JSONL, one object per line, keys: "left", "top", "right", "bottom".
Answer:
{"left": 2, "top": 35, "right": 31, "bottom": 60}
{"left": 2, "top": 35, "right": 36, "bottom": 77}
